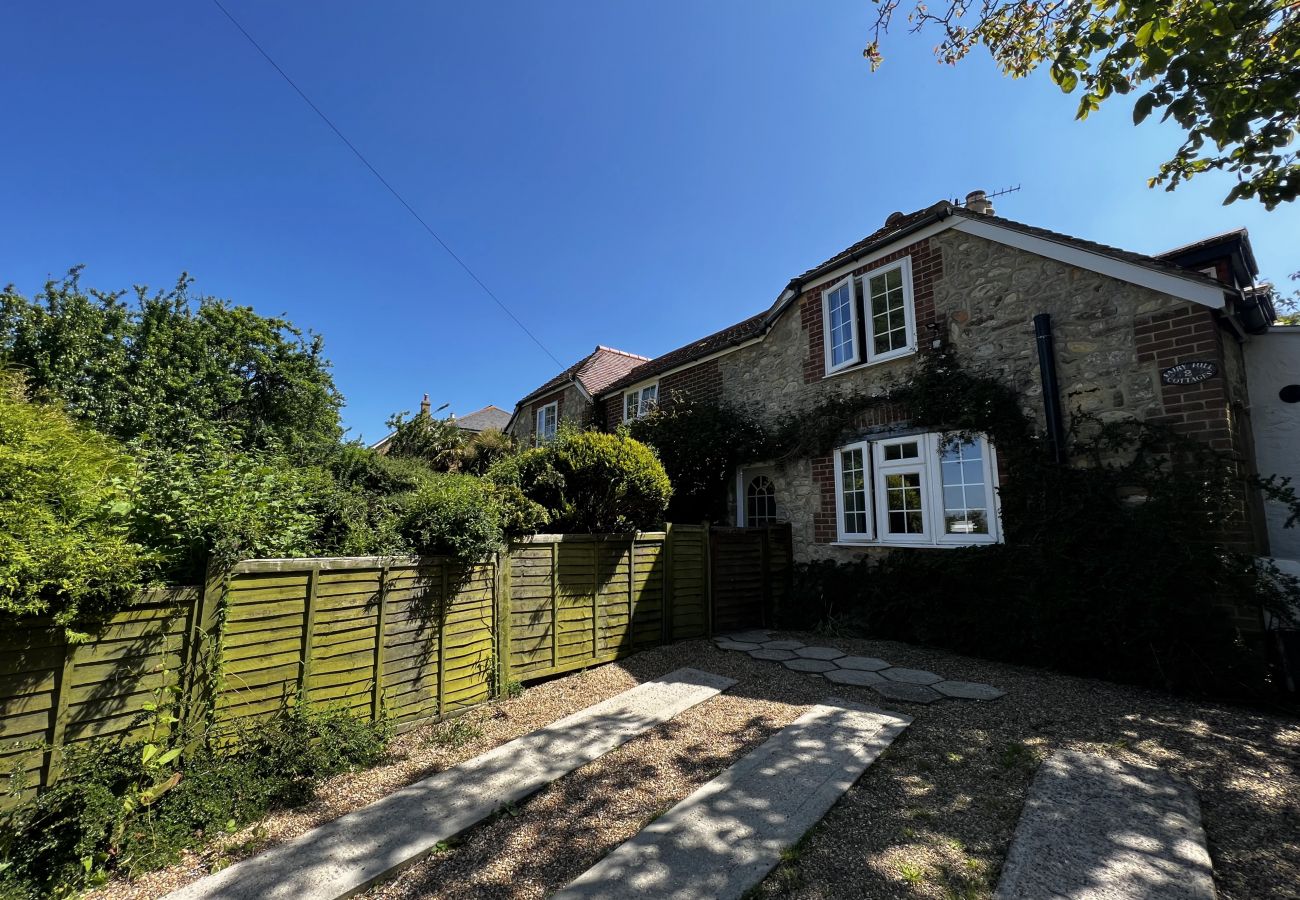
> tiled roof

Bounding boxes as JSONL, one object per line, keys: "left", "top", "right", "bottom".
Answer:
{"left": 455, "top": 405, "right": 512, "bottom": 433}
{"left": 603, "top": 313, "right": 767, "bottom": 395}
{"left": 793, "top": 204, "right": 947, "bottom": 282}
{"left": 517, "top": 346, "right": 649, "bottom": 405}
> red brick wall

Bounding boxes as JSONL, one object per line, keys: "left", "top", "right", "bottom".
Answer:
{"left": 801, "top": 238, "right": 944, "bottom": 383}
{"left": 810, "top": 402, "right": 914, "bottom": 544}
{"left": 598, "top": 358, "right": 724, "bottom": 430}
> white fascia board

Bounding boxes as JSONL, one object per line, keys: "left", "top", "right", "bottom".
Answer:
{"left": 570, "top": 377, "right": 593, "bottom": 402}
{"left": 953, "top": 218, "right": 1227, "bottom": 310}
{"left": 796, "top": 218, "right": 961, "bottom": 292}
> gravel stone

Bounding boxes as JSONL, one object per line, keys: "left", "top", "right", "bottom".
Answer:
{"left": 794, "top": 646, "right": 846, "bottom": 661}
{"left": 836, "top": 656, "right": 893, "bottom": 672}
{"left": 879, "top": 666, "right": 943, "bottom": 685}
{"left": 934, "top": 680, "right": 1006, "bottom": 701}
{"left": 869, "top": 680, "right": 943, "bottom": 703}
{"left": 749, "top": 648, "right": 797, "bottom": 661}
{"left": 760, "top": 640, "right": 806, "bottom": 651}
{"left": 784, "top": 658, "right": 840, "bottom": 673}
{"left": 823, "top": 669, "right": 887, "bottom": 687}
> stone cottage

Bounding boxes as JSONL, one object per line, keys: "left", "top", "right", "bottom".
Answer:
{"left": 504, "top": 345, "right": 649, "bottom": 446}
{"left": 514, "top": 193, "right": 1291, "bottom": 576}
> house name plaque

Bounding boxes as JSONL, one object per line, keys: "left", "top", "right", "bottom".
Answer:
{"left": 1160, "top": 361, "right": 1218, "bottom": 385}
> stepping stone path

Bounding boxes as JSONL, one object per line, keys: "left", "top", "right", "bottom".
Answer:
{"left": 713, "top": 631, "right": 1003, "bottom": 705}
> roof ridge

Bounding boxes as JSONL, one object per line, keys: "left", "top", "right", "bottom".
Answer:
{"left": 593, "top": 345, "right": 651, "bottom": 360}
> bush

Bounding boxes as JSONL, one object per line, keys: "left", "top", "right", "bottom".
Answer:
{"left": 390, "top": 473, "right": 505, "bottom": 560}
{"left": 383, "top": 409, "right": 465, "bottom": 471}
{"left": 495, "top": 429, "right": 672, "bottom": 533}
{"left": 0, "top": 372, "right": 153, "bottom": 638}
{"left": 0, "top": 705, "right": 389, "bottom": 898}
{"left": 629, "top": 394, "right": 767, "bottom": 522}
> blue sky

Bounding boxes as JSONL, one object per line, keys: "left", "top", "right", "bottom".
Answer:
{"left": 4, "top": 2, "right": 1296, "bottom": 442}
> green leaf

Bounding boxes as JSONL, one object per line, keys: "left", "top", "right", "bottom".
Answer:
{"left": 1133, "top": 94, "right": 1157, "bottom": 123}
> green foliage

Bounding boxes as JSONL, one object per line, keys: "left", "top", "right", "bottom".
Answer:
{"left": 0, "top": 703, "right": 389, "bottom": 898}
{"left": 0, "top": 268, "right": 343, "bottom": 458}
{"left": 459, "top": 428, "right": 516, "bottom": 476}
{"left": 497, "top": 428, "right": 672, "bottom": 533}
{"left": 131, "top": 433, "right": 336, "bottom": 580}
{"left": 384, "top": 409, "right": 466, "bottom": 471}
{"left": 865, "top": 0, "right": 1299, "bottom": 207}
{"left": 629, "top": 393, "right": 768, "bottom": 522}
{"left": 0, "top": 372, "right": 153, "bottom": 639}
{"left": 389, "top": 472, "right": 506, "bottom": 560}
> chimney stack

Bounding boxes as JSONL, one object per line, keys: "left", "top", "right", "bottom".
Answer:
{"left": 420, "top": 393, "right": 431, "bottom": 416}
{"left": 965, "top": 190, "right": 994, "bottom": 216}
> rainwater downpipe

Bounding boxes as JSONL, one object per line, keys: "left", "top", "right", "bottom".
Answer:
{"left": 1033, "top": 313, "right": 1067, "bottom": 465}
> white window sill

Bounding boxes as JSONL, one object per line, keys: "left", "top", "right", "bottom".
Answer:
{"left": 821, "top": 347, "right": 918, "bottom": 381}
{"left": 831, "top": 540, "right": 999, "bottom": 550}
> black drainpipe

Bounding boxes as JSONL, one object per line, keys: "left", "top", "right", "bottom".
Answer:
{"left": 1033, "top": 313, "right": 1066, "bottom": 465}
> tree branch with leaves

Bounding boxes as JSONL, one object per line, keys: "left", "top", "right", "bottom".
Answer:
{"left": 866, "top": 0, "right": 1299, "bottom": 207}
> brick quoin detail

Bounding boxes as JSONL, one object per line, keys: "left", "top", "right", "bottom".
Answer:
{"left": 801, "top": 238, "right": 943, "bottom": 384}
{"left": 1134, "top": 306, "right": 1230, "bottom": 450}
{"left": 811, "top": 454, "right": 837, "bottom": 544}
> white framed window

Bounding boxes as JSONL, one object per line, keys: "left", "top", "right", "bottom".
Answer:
{"left": 832, "top": 432, "right": 1000, "bottom": 547}
{"left": 821, "top": 257, "right": 917, "bottom": 377}
{"left": 745, "top": 475, "right": 778, "bottom": 526}
{"left": 623, "top": 382, "right": 659, "bottom": 422}
{"left": 822, "top": 276, "right": 860, "bottom": 374}
{"left": 535, "top": 401, "right": 557, "bottom": 444}
{"left": 833, "top": 442, "right": 873, "bottom": 541}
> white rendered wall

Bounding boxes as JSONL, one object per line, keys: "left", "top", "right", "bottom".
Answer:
{"left": 1247, "top": 327, "right": 1300, "bottom": 562}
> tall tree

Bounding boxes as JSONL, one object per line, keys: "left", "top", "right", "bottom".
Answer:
{"left": 865, "top": 0, "right": 1299, "bottom": 207}
{"left": 0, "top": 268, "right": 343, "bottom": 458}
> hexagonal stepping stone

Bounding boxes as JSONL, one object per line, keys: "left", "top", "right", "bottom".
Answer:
{"left": 760, "top": 640, "right": 805, "bottom": 651}
{"left": 784, "top": 658, "right": 839, "bottom": 673}
{"left": 714, "top": 640, "right": 761, "bottom": 652}
{"left": 794, "top": 646, "right": 845, "bottom": 661}
{"left": 749, "top": 648, "right": 797, "bottom": 661}
{"left": 837, "top": 656, "right": 892, "bottom": 672}
{"left": 880, "top": 667, "right": 942, "bottom": 685}
{"left": 823, "top": 668, "right": 887, "bottom": 687}
{"left": 933, "top": 680, "right": 1005, "bottom": 701}
{"left": 869, "top": 680, "right": 942, "bottom": 704}
{"left": 718, "top": 631, "right": 770, "bottom": 644}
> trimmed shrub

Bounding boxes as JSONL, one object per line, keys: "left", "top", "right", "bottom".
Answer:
{"left": 495, "top": 429, "right": 672, "bottom": 533}
{"left": 0, "top": 372, "right": 152, "bottom": 638}
{"left": 390, "top": 472, "right": 505, "bottom": 560}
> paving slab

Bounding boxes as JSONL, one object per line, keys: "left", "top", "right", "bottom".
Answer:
{"left": 784, "top": 658, "right": 839, "bottom": 673}
{"left": 794, "top": 646, "right": 845, "bottom": 661}
{"left": 714, "top": 640, "right": 761, "bottom": 652}
{"left": 719, "top": 631, "right": 770, "bottom": 644}
{"left": 760, "top": 640, "right": 805, "bottom": 651}
{"left": 163, "top": 668, "right": 736, "bottom": 900}
{"left": 879, "top": 667, "right": 943, "bottom": 685}
{"left": 869, "top": 680, "right": 943, "bottom": 704}
{"left": 823, "top": 668, "right": 887, "bottom": 687}
{"left": 995, "top": 750, "right": 1214, "bottom": 900}
{"left": 837, "top": 655, "right": 893, "bottom": 671}
{"left": 553, "top": 700, "right": 912, "bottom": 900}
{"left": 749, "top": 648, "right": 797, "bottom": 661}
{"left": 933, "top": 680, "right": 1005, "bottom": 701}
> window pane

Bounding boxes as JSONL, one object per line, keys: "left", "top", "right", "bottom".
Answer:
{"left": 642, "top": 385, "right": 658, "bottom": 409}
{"left": 869, "top": 266, "right": 908, "bottom": 356}
{"left": 746, "top": 475, "right": 777, "bottom": 526}
{"left": 625, "top": 393, "right": 638, "bottom": 420}
{"left": 884, "top": 441, "right": 920, "bottom": 461}
{"left": 827, "top": 282, "right": 856, "bottom": 367}
{"left": 839, "top": 447, "right": 869, "bottom": 535}
{"left": 884, "top": 471, "right": 924, "bottom": 534}
{"left": 940, "top": 439, "right": 990, "bottom": 535}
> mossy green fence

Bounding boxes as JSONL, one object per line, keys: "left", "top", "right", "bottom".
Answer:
{"left": 0, "top": 524, "right": 756, "bottom": 805}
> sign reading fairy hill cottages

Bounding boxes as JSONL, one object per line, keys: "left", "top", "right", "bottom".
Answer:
{"left": 1160, "top": 361, "right": 1218, "bottom": 386}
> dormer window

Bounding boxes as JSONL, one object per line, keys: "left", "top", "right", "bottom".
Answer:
{"left": 821, "top": 257, "right": 917, "bottom": 376}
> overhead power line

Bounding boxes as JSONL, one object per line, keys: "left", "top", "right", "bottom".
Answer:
{"left": 209, "top": 0, "right": 564, "bottom": 369}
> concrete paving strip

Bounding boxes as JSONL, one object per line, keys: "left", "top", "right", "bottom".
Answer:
{"left": 164, "top": 667, "right": 737, "bottom": 900}
{"left": 995, "top": 750, "right": 1215, "bottom": 900}
{"left": 553, "top": 699, "right": 912, "bottom": 900}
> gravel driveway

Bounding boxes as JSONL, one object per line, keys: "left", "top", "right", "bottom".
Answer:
{"left": 90, "top": 634, "right": 1300, "bottom": 900}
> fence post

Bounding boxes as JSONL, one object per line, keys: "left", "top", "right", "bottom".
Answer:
{"left": 183, "top": 561, "right": 228, "bottom": 750}
{"left": 591, "top": 540, "right": 600, "bottom": 657}
{"left": 760, "top": 526, "right": 773, "bottom": 629}
{"left": 299, "top": 566, "right": 320, "bottom": 703}
{"left": 627, "top": 534, "right": 636, "bottom": 649}
{"left": 703, "top": 524, "right": 714, "bottom": 637}
{"left": 437, "top": 561, "right": 449, "bottom": 718}
{"left": 41, "top": 641, "right": 76, "bottom": 787}
{"left": 549, "top": 542, "right": 559, "bottom": 670}
{"left": 661, "top": 524, "right": 675, "bottom": 644}
{"left": 495, "top": 550, "right": 513, "bottom": 698}
{"left": 372, "top": 565, "right": 389, "bottom": 723}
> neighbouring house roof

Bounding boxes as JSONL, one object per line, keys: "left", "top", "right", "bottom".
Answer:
{"left": 595, "top": 200, "right": 1247, "bottom": 401}
{"left": 515, "top": 345, "right": 650, "bottom": 406}
{"left": 455, "top": 404, "right": 512, "bottom": 433}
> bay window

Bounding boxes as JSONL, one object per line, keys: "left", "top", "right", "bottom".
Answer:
{"left": 833, "top": 432, "right": 999, "bottom": 546}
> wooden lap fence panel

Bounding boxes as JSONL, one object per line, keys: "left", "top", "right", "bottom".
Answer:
{"left": 708, "top": 524, "right": 793, "bottom": 633}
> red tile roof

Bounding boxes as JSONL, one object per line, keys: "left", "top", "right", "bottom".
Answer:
{"left": 517, "top": 346, "right": 649, "bottom": 404}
